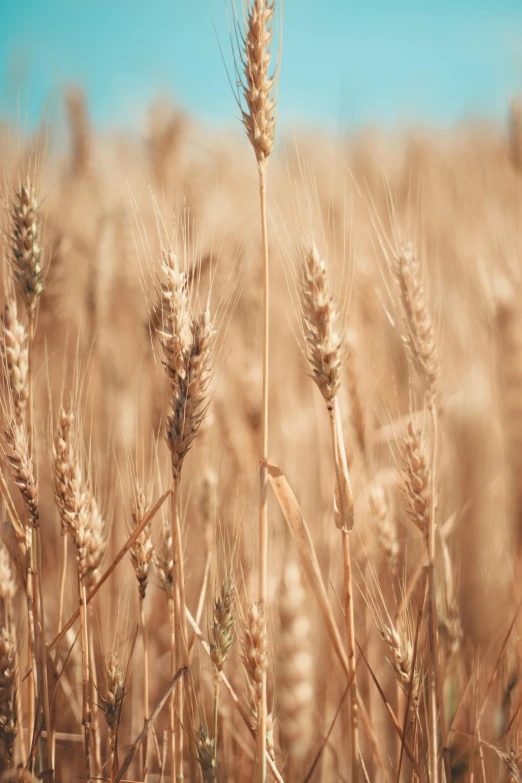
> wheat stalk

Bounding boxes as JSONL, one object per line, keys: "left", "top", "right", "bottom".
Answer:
{"left": 234, "top": 4, "right": 279, "bottom": 776}
{"left": 129, "top": 487, "right": 153, "bottom": 781}
{"left": 299, "top": 243, "right": 358, "bottom": 780}
{"left": 157, "top": 242, "right": 215, "bottom": 780}
{"left": 52, "top": 407, "right": 92, "bottom": 780}
{"left": 392, "top": 240, "right": 445, "bottom": 781}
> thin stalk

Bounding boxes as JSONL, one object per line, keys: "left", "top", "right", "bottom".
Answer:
{"left": 57, "top": 533, "right": 67, "bottom": 639}
{"left": 169, "top": 596, "right": 176, "bottom": 781}
{"left": 88, "top": 605, "right": 101, "bottom": 774}
{"left": 25, "top": 524, "right": 37, "bottom": 768}
{"left": 14, "top": 644, "right": 27, "bottom": 766}
{"left": 188, "top": 552, "right": 211, "bottom": 662}
{"left": 171, "top": 483, "right": 187, "bottom": 781}
{"left": 171, "top": 481, "right": 198, "bottom": 782}
{"left": 214, "top": 674, "right": 220, "bottom": 777}
{"left": 35, "top": 522, "right": 53, "bottom": 781}
{"left": 50, "top": 531, "right": 68, "bottom": 770}
{"left": 27, "top": 314, "right": 35, "bottom": 459}
{"left": 139, "top": 590, "right": 149, "bottom": 782}
{"left": 26, "top": 310, "right": 52, "bottom": 779}
{"left": 341, "top": 528, "right": 359, "bottom": 783}
{"left": 330, "top": 402, "right": 358, "bottom": 781}
{"left": 258, "top": 159, "right": 269, "bottom": 783}
{"left": 78, "top": 571, "right": 91, "bottom": 782}
{"left": 397, "top": 570, "right": 428, "bottom": 780}
{"left": 8, "top": 592, "right": 27, "bottom": 768}
{"left": 427, "top": 400, "right": 446, "bottom": 783}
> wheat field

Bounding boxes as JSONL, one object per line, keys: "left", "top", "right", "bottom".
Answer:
{"left": 1, "top": 3, "right": 522, "bottom": 782}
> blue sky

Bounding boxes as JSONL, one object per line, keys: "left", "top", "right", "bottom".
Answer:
{"left": 2, "top": 1, "right": 522, "bottom": 133}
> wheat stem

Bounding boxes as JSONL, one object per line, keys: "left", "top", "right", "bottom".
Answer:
{"left": 139, "top": 590, "right": 149, "bottom": 781}
{"left": 169, "top": 595, "right": 176, "bottom": 780}
{"left": 341, "top": 528, "right": 359, "bottom": 782}
{"left": 257, "top": 160, "right": 269, "bottom": 783}
{"left": 88, "top": 605, "right": 101, "bottom": 775}
{"left": 49, "top": 531, "right": 68, "bottom": 770}
{"left": 78, "top": 572, "right": 91, "bottom": 782}
{"left": 35, "top": 523, "right": 53, "bottom": 780}
{"left": 24, "top": 524, "right": 37, "bottom": 768}
{"left": 329, "top": 401, "right": 358, "bottom": 780}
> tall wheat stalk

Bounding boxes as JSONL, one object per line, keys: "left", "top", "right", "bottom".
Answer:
{"left": 7, "top": 179, "right": 51, "bottom": 776}
{"left": 394, "top": 243, "right": 445, "bottom": 782}
{"left": 158, "top": 249, "right": 215, "bottom": 779}
{"left": 299, "top": 244, "right": 359, "bottom": 780}
{"left": 52, "top": 407, "right": 93, "bottom": 781}
{"left": 129, "top": 487, "right": 153, "bottom": 781}
{"left": 234, "top": 3, "right": 278, "bottom": 777}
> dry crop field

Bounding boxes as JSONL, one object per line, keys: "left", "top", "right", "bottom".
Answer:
{"left": 1, "top": 2, "right": 522, "bottom": 782}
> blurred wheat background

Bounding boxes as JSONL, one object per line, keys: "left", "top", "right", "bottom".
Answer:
{"left": 2, "top": 1, "right": 522, "bottom": 782}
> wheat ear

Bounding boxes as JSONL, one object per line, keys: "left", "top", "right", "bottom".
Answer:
{"left": 209, "top": 574, "right": 235, "bottom": 775}
{"left": 101, "top": 653, "right": 124, "bottom": 779}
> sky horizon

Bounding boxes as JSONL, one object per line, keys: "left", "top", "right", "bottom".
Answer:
{"left": 2, "top": 1, "right": 522, "bottom": 135}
